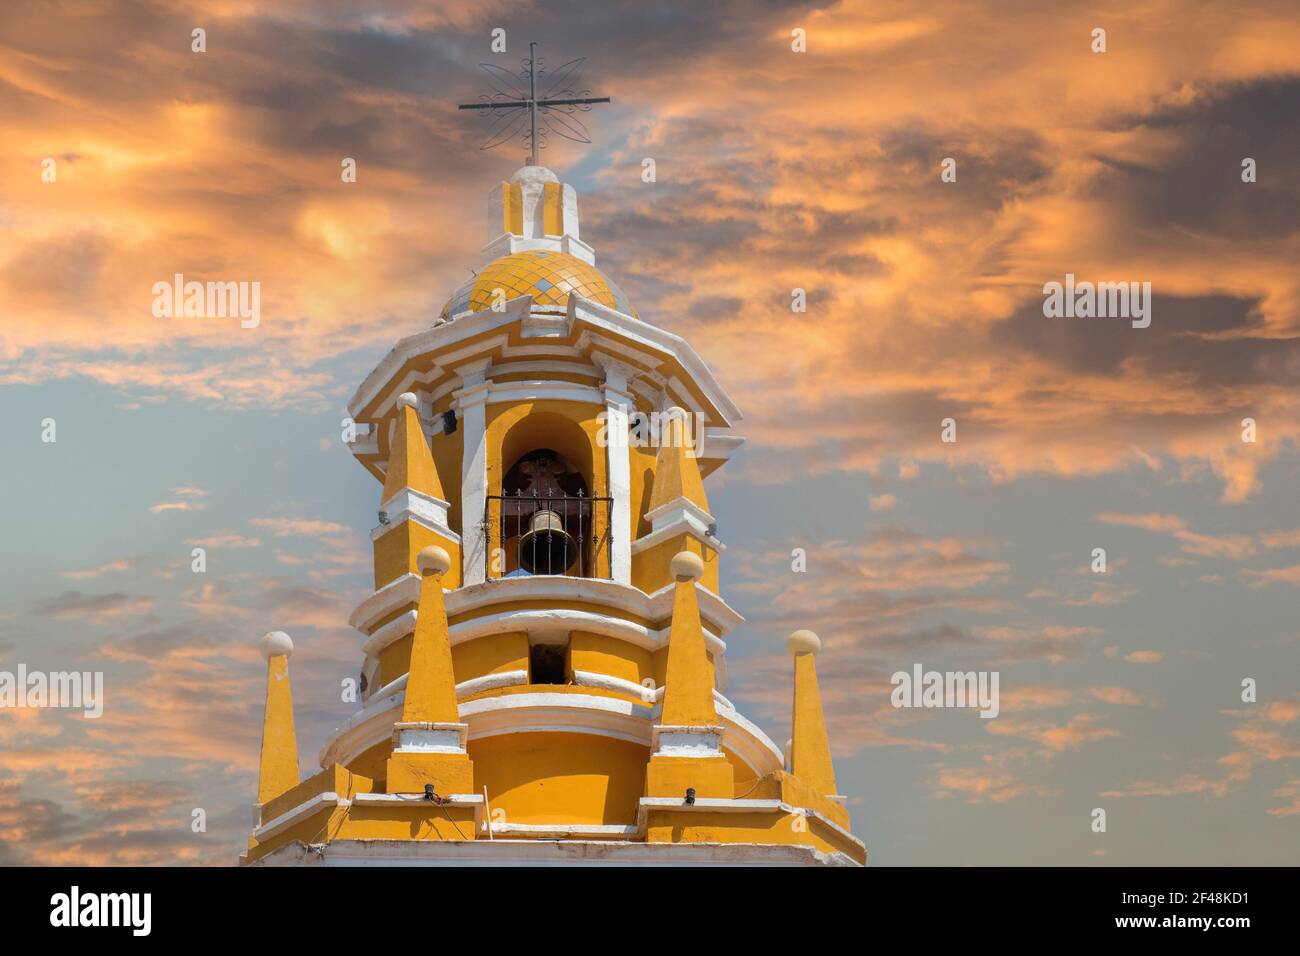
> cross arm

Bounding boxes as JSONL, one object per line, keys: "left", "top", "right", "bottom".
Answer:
{"left": 458, "top": 101, "right": 530, "bottom": 110}
{"left": 535, "top": 96, "right": 611, "bottom": 107}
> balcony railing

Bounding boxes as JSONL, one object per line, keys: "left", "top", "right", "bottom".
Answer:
{"left": 483, "top": 491, "right": 613, "bottom": 580}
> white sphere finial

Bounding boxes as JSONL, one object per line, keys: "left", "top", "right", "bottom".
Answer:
{"left": 261, "top": 630, "right": 294, "bottom": 660}
{"left": 397, "top": 392, "right": 419, "bottom": 409}
{"left": 670, "top": 551, "right": 704, "bottom": 582}
{"left": 417, "top": 545, "right": 452, "bottom": 576}
{"left": 788, "top": 629, "right": 821, "bottom": 656}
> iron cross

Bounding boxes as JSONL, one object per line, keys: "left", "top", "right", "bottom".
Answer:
{"left": 458, "top": 42, "right": 611, "bottom": 166}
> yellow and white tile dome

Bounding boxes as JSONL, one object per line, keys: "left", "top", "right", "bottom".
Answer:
{"left": 440, "top": 250, "right": 636, "bottom": 321}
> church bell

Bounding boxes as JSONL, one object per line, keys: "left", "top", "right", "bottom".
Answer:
{"left": 518, "top": 509, "right": 578, "bottom": 574}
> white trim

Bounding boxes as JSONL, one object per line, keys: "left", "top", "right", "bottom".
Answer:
{"left": 361, "top": 610, "right": 417, "bottom": 657}
{"left": 635, "top": 797, "right": 866, "bottom": 853}
{"left": 631, "top": 516, "right": 724, "bottom": 557}
{"left": 352, "top": 792, "right": 484, "bottom": 809}
{"left": 594, "top": 357, "right": 635, "bottom": 586}
{"left": 485, "top": 822, "right": 638, "bottom": 839}
{"left": 452, "top": 575, "right": 742, "bottom": 631}
{"left": 248, "top": 838, "right": 854, "bottom": 867}
{"left": 487, "top": 379, "right": 604, "bottom": 407}
{"left": 356, "top": 601, "right": 734, "bottom": 667}
{"left": 572, "top": 669, "right": 658, "bottom": 703}
{"left": 346, "top": 291, "right": 742, "bottom": 432}
{"left": 393, "top": 721, "right": 469, "bottom": 754}
{"left": 645, "top": 496, "right": 714, "bottom": 534}
{"left": 653, "top": 726, "right": 724, "bottom": 757}
{"left": 255, "top": 792, "right": 344, "bottom": 841}
{"left": 319, "top": 691, "right": 784, "bottom": 782}
{"left": 349, "top": 573, "right": 420, "bottom": 633}
{"left": 362, "top": 669, "right": 529, "bottom": 714}
{"left": 458, "top": 669, "right": 529, "bottom": 697}
{"left": 456, "top": 363, "right": 492, "bottom": 586}
{"left": 459, "top": 692, "right": 655, "bottom": 747}
{"left": 373, "top": 489, "right": 457, "bottom": 543}
{"left": 488, "top": 359, "right": 601, "bottom": 379}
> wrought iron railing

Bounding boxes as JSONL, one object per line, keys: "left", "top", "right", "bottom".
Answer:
{"left": 483, "top": 491, "right": 613, "bottom": 580}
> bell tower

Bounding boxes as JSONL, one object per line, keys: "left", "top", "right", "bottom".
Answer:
{"left": 241, "top": 165, "right": 865, "bottom": 866}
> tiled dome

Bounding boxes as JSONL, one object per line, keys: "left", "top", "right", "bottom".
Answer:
{"left": 440, "top": 250, "right": 635, "bottom": 321}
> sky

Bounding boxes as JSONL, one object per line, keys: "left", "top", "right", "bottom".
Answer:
{"left": 1, "top": 0, "right": 1298, "bottom": 865}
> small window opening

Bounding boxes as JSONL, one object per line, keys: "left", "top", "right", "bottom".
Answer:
{"left": 529, "top": 642, "right": 568, "bottom": 685}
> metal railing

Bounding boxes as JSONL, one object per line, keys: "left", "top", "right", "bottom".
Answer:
{"left": 483, "top": 491, "right": 613, "bottom": 580}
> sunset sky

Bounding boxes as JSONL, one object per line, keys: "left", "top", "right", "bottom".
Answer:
{"left": 2, "top": 0, "right": 1299, "bottom": 865}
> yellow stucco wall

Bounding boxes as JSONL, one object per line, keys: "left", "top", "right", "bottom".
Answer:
{"left": 471, "top": 732, "right": 648, "bottom": 825}
{"left": 569, "top": 630, "right": 654, "bottom": 687}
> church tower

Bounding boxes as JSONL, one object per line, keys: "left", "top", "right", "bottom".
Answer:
{"left": 242, "top": 165, "right": 865, "bottom": 866}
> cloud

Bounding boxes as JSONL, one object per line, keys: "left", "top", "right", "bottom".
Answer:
{"left": 987, "top": 712, "right": 1121, "bottom": 754}
{"left": 1095, "top": 512, "right": 1257, "bottom": 560}
{"left": 32, "top": 591, "right": 155, "bottom": 623}
{"left": 250, "top": 517, "right": 352, "bottom": 538}
{"left": 1241, "top": 564, "right": 1300, "bottom": 588}
{"left": 1101, "top": 695, "right": 1300, "bottom": 801}
{"left": 185, "top": 533, "right": 261, "bottom": 549}
{"left": 931, "top": 765, "right": 1055, "bottom": 804}
{"left": 1088, "top": 686, "right": 1146, "bottom": 706}
{"left": 60, "top": 559, "right": 134, "bottom": 580}
{"left": 149, "top": 501, "right": 207, "bottom": 514}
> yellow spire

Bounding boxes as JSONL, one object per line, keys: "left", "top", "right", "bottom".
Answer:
{"left": 646, "top": 408, "right": 708, "bottom": 513}
{"left": 643, "top": 552, "right": 733, "bottom": 799}
{"left": 401, "top": 546, "right": 460, "bottom": 725}
{"left": 660, "top": 552, "right": 717, "bottom": 727}
{"left": 385, "top": 545, "right": 476, "bottom": 798}
{"left": 788, "top": 630, "right": 838, "bottom": 795}
{"left": 382, "top": 392, "right": 443, "bottom": 502}
{"left": 256, "top": 631, "right": 299, "bottom": 805}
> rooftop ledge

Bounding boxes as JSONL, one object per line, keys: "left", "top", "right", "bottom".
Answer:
{"left": 351, "top": 572, "right": 746, "bottom": 641}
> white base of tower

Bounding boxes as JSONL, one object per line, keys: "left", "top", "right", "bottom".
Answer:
{"left": 244, "top": 838, "right": 859, "bottom": 867}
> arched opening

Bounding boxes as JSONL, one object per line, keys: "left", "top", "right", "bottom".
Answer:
{"left": 500, "top": 448, "right": 594, "bottom": 576}
{"left": 486, "top": 409, "right": 613, "bottom": 580}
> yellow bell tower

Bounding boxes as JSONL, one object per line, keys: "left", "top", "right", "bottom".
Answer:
{"left": 241, "top": 165, "right": 865, "bottom": 866}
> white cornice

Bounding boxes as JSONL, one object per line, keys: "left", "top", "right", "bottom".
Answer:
{"left": 346, "top": 293, "right": 742, "bottom": 432}
{"left": 319, "top": 691, "right": 784, "bottom": 780}
{"left": 248, "top": 838, "right": 852, "bottom": 866}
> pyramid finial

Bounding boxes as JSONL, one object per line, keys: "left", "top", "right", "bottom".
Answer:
{"left": 257, "top": 631, "right": 299, "bottom": 805}
{"left": 401, "top": 546, "right": 459, "bottom": 725}
{"left": 385, "top": 546, "right": 476, "bottom": 797}
{"left": 788, "top": 629, "right": 838, "bottom": 796}
{"left": 643, "top": 552, "right": 733, "bottom": 799}
{"left": 659, "top": 552, "right": 716, "bottom": 727}
{"left": 646, "top": 408, "right": 708, "bottom": 513}
{"left": 382, "top": 392, "right": 444, "bottom": 503}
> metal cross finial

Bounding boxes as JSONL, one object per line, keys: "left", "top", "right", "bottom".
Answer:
{"left": 458, "top": 41, "right": 611, "bottom": 166}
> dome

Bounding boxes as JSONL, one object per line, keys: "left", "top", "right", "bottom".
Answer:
{"left": 440, "top": 250, "right": 636, "bottom": 322}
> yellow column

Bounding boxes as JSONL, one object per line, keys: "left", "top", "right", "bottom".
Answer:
{"left": 385, "top": 546, "right": 475, "bottom": 797}
{"left": 644, "top": 552, "right": 733, "bottom": 798}
{"left": 257, "top": 631, "right": 299, "bottom": 805}
{"left": 788, "top": 630, "right": 838, "bottom": 796}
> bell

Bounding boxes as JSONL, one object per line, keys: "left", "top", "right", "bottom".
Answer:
{"left": 518, "top": 509, "right": 578, "bottom": 574}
